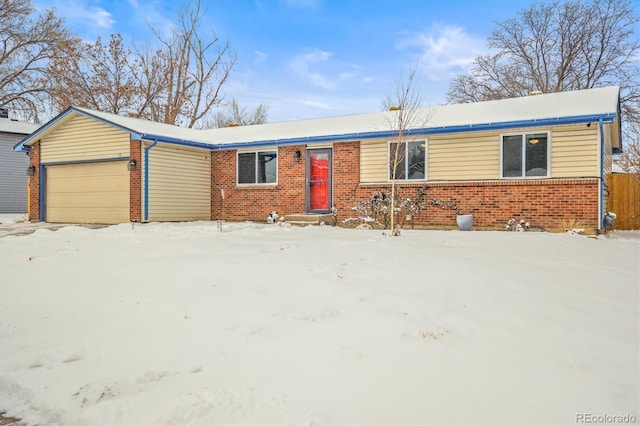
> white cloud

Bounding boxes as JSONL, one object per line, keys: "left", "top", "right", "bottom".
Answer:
{"left": 35, "top": 0, "right": 115, "bottom": 30}
{"left": 90, "top": 7, "right": 115, "bottom": 28}
{"left": 124, "top": 0, "right": 176, "bottom": 40}
{"left": 254, "top": 50, "right": 269, "bottom": 65}
{"left": 396, "top": 24, "right": 487, "bottom": 81}
{"left": 288, "top": 49, "right": 357, "bottom": 90}
{"left": 298, "top": 99, "right": 333, "bottom": 109}
{"left": 289, "top": 49, "right": 334, "bottom": 89}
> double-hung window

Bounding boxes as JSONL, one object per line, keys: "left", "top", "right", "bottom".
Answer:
{"left": 237, "top": 151, "right": 277, "bottom": 184}
{"left": 501, "top": 132, "right": 549, "bottom": 178}
{"left": 389, "top": 140, "right": 426, "bottom": 180}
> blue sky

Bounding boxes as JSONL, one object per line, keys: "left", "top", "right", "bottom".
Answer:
{"left": 34, "top": 0, "right": 640, "bottom": 123}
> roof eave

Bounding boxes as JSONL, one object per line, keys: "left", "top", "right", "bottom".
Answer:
{"left": 138, "top": 134, "right": 214, "bottom": 150}
{"left": 211, "top": 113, "right": 618, "bottom": 151}
{"left": 12, "top": 107, "right": 143, "bottom": 152}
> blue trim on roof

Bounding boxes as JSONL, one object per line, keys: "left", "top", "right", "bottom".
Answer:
{"left": 13, "top": 107, "right": 618, "bottom": 154}
{"left": 138, "top": 134, "right": 215, "bottom": 151}
{"left": 209, "top": 113, "right": 618, "bottom": 151}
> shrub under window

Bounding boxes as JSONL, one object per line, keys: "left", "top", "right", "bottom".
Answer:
{"left": 238, "top": 151, "right": 277, "bottom": 184}
{"left": 389, "top": 141, "right": 426, "bottom": 180}
{"left": 502, "top": 133, "right": 548, "bottom": 178}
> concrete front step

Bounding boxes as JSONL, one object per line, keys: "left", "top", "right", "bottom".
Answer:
{"left": 283, "top": 213, "right": 336, "bottom": 226}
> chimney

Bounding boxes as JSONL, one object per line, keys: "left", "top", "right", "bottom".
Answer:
{"left": 0, "top": 108, "right": 8, "bottom": 119}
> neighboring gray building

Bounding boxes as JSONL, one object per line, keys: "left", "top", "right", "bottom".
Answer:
{"left": 1, "top": 109, "right": 39, "bottom": 213}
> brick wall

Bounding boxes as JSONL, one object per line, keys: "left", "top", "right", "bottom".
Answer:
{"left": 345, "top": 179, "right": 600, "bottom": 229}
{"left": 130, "top": 140, "right": 142, "bottom": 222}
{"left": 27, "top": 141, "right": 40, "bottom": 222}
{"left": 333, "top": 141, "right": 361, "bottom": 210}
{"left": 211, "top": 140, "right": 600, "bottom": 229}
{"left": 212, "top": 144, "right": 307, "bottom": 221}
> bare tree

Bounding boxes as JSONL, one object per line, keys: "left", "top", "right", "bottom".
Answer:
{"left": 134, "top": 0, "right": 237, "bottom": 127}
{"left": 382, "top": 66, "right": 429, "bottom": 236}
{"left": 447, "top": 0, "right": 640, "bottom": 184}
{"left": 210, "top": 98, "right": 269, "bottom": 128}
{"left": 0, "top": 0, "right": 78, "bottom": 122}
{"left": 617, "top": 119, "right": 640, "bottom": 179}
{"left": 43, "top": 0, "right": 236, "bottom": 127}
{"left": 447, "top": 0, "right": 639, "bottom": 124}
{"left": 48, "top": 34, "right": 138, "bottom": 115}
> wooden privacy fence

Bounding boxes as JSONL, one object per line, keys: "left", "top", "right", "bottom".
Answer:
{"left": 608, "top": 173, "right": 640, "bottom": 230}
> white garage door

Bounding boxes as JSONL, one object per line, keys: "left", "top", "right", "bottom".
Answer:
{"left": 46, "top": 161, "right": 130, "bottom": 224}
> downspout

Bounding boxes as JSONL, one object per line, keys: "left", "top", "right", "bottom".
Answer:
{"left": 599, "top": 118, "right": 604, "bottom": 230}
{"left": 144, "top": 139, "right": 159, "bottom": 221}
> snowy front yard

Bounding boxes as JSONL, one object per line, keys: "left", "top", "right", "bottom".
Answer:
{"left": 0, "top": 222, "right": 638, "bottom": 425}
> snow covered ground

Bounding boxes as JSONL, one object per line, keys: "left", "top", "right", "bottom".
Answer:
{"left": 0, "top": 221, "right": 638, "bottom": 425}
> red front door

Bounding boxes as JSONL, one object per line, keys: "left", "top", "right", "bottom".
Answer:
{"left": 307, "top": 149, "right": 332, "bottom": 212}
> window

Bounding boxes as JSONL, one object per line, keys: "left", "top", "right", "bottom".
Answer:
{"left": 237, "top": 151, "right": 277, "bottom": 184}
{"left": 389, "top": 140, "right": 426, "bottom": 180}
{"left": 501, "top": 133, "right": 548, "bottom": 178}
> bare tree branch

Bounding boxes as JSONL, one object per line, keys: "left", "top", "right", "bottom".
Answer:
{"left": 0, "top": 0, "right": 78, "bottom": 122}
{"left": 447, "top": 0, "right": 639, "bottom": 158}
{"left": 48, "top": 34, "right": 138, "bottom": 115}
{"left": 447, "top": 0, "right": 639, "bottom": 106}
{"left": 383, "top": 65, "right": 431, "bottom": 236}
{"left": 209, "top": 98, "right": 269, "bottom": 128}
{"left": 134, "top": 0, "right": 236, "bottom": 127}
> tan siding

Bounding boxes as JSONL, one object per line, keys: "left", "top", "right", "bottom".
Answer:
{"left": 551, "top": 125, "right": 598, "bottom": 178}
{"left": 40, "top": 114, "right": 130, "bottom": 163}
{"left": 360, "top": 138, "right": 388, "bottom": 182}
{"left": 428, "top": 132, "right": 499, "bottom": 180}
{"left": 145, "top": 143, "right": 211, "bottom": 221}
{"left": 359, "top": 124, "right": 600, "bottom": 182}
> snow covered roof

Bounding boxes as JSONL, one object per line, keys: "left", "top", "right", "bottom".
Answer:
{"left": 203, "top": 86, "right": 621, "bottom": 147}
{"left": 0, "top": 118, "right": 39, "bottom": 135}
{"left": 14, "top": 86, "right": 621, "bottom": 152}
{"left": 73, "top": 107, "right": 216, "bottom": 145}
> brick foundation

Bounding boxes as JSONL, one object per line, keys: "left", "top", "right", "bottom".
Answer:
{"left": 27, "top": 141, "right": 40, "bottom": 222}
{"left": 212, "top": 141, "right": 600, "bottom": 230}
{"left": 130, "top": 140, "right": 142, "bottom": 222}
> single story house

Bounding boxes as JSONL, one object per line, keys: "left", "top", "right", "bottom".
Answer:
{"left": 1, "top": 109, "right": 39, "bottom": 213}
{"left": 13, "top": 86, "right": 621, "bottom": 230}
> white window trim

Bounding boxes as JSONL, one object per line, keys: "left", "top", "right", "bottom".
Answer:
{"left": 387, "top": 139, "right": 428, "bottom": 182}
{"left": 236, "top": 150, "right": 278, "bottom": 185}
{"left": 499, "top": 131, "right": 551, "bottom": 179}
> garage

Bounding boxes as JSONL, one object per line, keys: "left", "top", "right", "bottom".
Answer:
{"left": 45, "top": 160, "right": 130, "bottom": 224}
